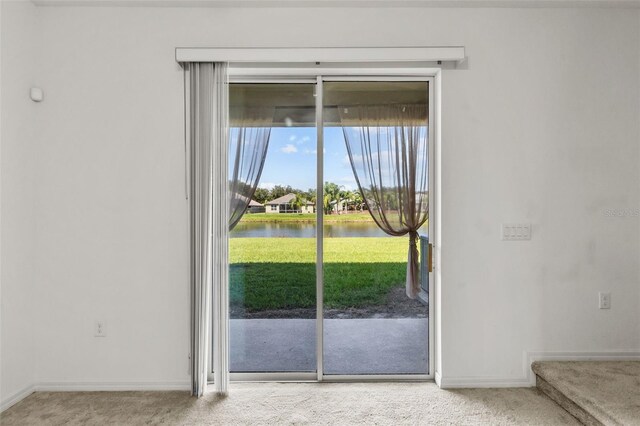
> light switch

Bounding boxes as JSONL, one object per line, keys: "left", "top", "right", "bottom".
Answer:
{"left": 501, "top": 223, "right": 532, "bottom": 241}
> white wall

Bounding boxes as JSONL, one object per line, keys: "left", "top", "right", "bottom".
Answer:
{"left": 34, "top": 5, "right": 191, "bottom": 386}
{"left": 0, "top": 0, "right": 40, "bottom": 407}
{"left": 438, "top": 10, "right": 640, "bottom": 384}
{"left": 1, "top": 4, "right": 639, "bottom": 392}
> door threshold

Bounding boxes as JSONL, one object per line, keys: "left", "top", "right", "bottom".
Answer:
{"left": 321, "top": 374, "right": 432, "bottom": 382}
{"left": 221, "top": 373, "right": 433, "bottom": 383}
{"left": 229, "top": 372, "right": 317, "bottom": 382}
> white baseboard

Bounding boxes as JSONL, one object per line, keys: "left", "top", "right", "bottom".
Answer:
{"left": 35, "top": 381, "right": 191, "bottom": 392}
{"left": 437, "top": 350, "right": 640, "bottom": 389}
{"left": 438, "top": 376, "right": 530, "bottom": 388}
{"left": 1, "top": 381, "right": 190, "bottom": 413}
{"left": 5, "top": 353, "right": 640, "bottom": 405}
{"left": 1, "top": 384, "right": 36, "bottom": 413}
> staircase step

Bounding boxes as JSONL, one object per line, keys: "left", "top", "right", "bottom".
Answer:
{"left": 535, "top": 374, "right": 602, "bottom": 425}
{"left": 531, "top": 361, "right": 640, "bottom": 426}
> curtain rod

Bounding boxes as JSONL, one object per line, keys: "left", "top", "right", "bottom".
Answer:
{"left": 175, "top": 46, "right": 465, "bottom": 64}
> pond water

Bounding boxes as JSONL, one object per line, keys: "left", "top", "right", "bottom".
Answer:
{"left": 231, "top": 221, "right": 428, "bottom": 238}
{"left": 231, "top": 221, "right": 390, "bottom": 238}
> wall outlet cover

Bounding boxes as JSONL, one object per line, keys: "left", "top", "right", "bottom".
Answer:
{"left": 94, "top": 320, "right": 107, "bottom": 337}
{"left": 598, "top": 292, "right": 611, "bottom": 310}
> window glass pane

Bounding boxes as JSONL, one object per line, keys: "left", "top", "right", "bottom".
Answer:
{"left": 229, "top": 83, "right": 317, "bottom": 373}
{"left": 322, "top": 81, "right": 429, "bottom": 375}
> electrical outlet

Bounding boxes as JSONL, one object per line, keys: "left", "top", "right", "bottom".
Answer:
{"left": 501, "top": 223, "right": 531, "bottom": 241}
{"left": 95, "top": 320, "right": 107, "bottom": 337}
{"left": 599, "top": 292, "right": 611, "bottom": 310}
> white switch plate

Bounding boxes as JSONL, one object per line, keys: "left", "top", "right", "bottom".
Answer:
{"left": 501, "top": 223, "right": 531, "bottom": 241}
{"left": 95, "top": 320, "right": 107, "bottom": 337}
{"left": 599, "top": 292, "right": 611, "bottom": 309}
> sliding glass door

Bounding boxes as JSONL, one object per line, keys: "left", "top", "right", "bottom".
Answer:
{"left": 225, "top": 75, "right": 433, "bottom": 380}
{"left": 229, "top": 83, "right": 317, "bottom": 375}
{"left": 322, "top": 81, "right": 430, "bottom": 376}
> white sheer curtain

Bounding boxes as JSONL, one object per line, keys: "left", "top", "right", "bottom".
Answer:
{"left": 340, "top": 104, "right": 429, "bottom": 299}
{"left": 186, "top": 62, "right": 229, "bottom": 396}
{"left": 229, "top": 107, "right": 274, "bottom": 230}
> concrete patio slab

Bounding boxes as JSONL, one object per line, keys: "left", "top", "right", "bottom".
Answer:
{"left": 230, "top": 318, "right": 428, "bottom": 374}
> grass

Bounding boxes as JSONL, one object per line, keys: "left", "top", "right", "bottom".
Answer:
{"left": 238, "top": 212, "right": 374, "bottom": 223}
{"left": 230, "top": 237, "right": 408, "bottom": 311}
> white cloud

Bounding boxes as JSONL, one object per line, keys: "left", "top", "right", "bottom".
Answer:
{"left": 281, "top": 144, "right": 298, "bottom": 154}
{"left": 342, "top": 151, "right": 396, "bottom": 181}
{"left": 336, "top": 176, "right": 358, "bottom": 191}
{"left": 258, "top": 182, "right": 277, "bottom": 190}
{"left": 292, "top": 135, "right": 311, "bottom": 145}
{"left": 341, "top": 183, "right": 356, "bottom": 191}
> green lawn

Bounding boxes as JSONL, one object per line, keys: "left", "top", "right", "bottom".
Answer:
{"left": 230, "top": 237, "right": 408, "bottom": 311}
{"left": 239, "top": 212, "right": 374, "bottom": 223}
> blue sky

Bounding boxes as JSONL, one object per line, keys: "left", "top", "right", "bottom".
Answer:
{"left": 256, "top": 127, "right": 358, "bottom": 192}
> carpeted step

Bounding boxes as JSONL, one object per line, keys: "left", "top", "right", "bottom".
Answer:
{"left": 531, "top": 361, "right": 640, "bottom": 426}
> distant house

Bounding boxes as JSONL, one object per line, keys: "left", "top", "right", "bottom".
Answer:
{"left": 329, "top": 198, "right": 347, "bottom": 214}
{"left": 247, "top": 199, "right": 265, "bottom": 214}
{"left": 302, "top": 201, "right": 315, "bottom": 214}
{"left": 232, "top": 193, "right": 265, "bottom": 214}
{"left": 265, "top": 193, "right": 315, "bottom": 214}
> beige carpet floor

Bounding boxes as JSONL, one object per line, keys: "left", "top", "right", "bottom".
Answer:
{"left": 1, "top": 382, "right": 579, "bottom": 425}
{"left": 532, "top": 361, "right": 640, "bottom": 426}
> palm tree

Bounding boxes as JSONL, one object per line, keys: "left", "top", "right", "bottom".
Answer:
{"left": 323, "top": 182, "right": 341, "bottom": 214}
{"left": 352, "top": 190, "right": 364, "bottom": 211}
{"left": 323, "top": 193, "right": 332, "bottom": 215}
{"left": 291, "top": 193, "right": 306, "bottom": 213}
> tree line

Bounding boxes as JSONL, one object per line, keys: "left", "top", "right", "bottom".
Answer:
{"left": 253, "top": 183, "right": 365, "bottom": 214}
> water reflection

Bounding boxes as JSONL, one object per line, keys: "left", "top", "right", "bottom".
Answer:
{"left": 231, "top": 222, "right": 390, "bottom": 238}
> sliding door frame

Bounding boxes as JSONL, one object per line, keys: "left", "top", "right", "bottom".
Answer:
{"left": 216, "top": 66, "right": 440, "bottom": 384}
{"left": 316, "top": 75, "right": 325, "bottom": 380}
